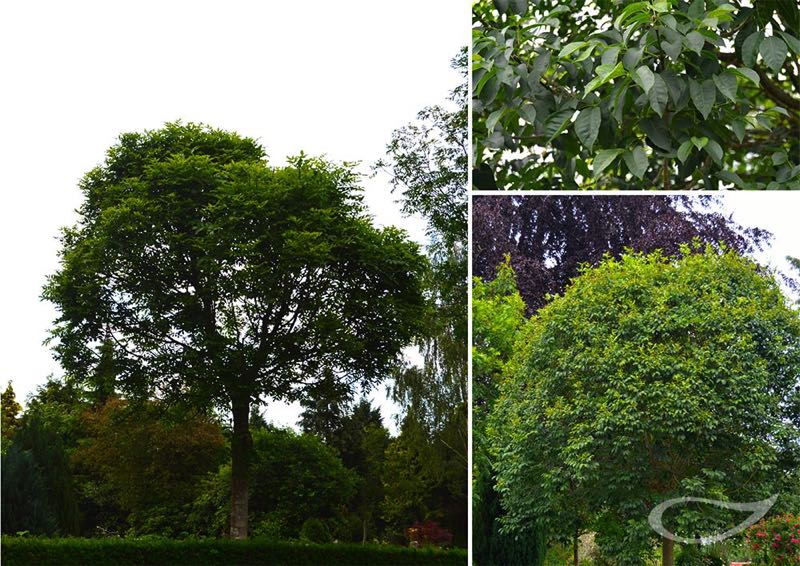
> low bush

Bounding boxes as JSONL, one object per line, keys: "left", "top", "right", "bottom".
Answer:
{"left": 0, "top": 536, "right": 467, "bottom": 565}
{"left": 746, "top": 513, "right": 800, "bottom": 564}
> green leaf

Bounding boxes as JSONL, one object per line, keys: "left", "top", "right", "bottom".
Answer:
{"left": 623, "top": 146, "right": 649, "bottom": 179}
{"left": 479, "top": 75, "right": 500, "bottom": 105}
{"left": 518, "top": 103, "right": 537, "bottom": 125}
{"left": 661, "top": 70, "right": 684, "bottom": 104}
{"left": 772, "top": 151, "right": 788, "bottom": 166}
{"left": 717, "top": 170, "right": 750, "bottom": 189}
{"left": 543, "top": 109, "right": 575, "bottom": 140}
{"left": 584, "top": 62, "right": 625, "bottom": 96}
{"left": 777, "top": 31, "right": 800, "bottom": 55}
{"left": 510, "top": 0, "right": 528, "bottom": 16}
{"left": 741, "top": 32, "right": 763, "bottom": 67}
{"left": 635, "top": 66, "right": 655, "bottom": 93}
{"left": 732, "top": 67, "right": 760, "bottom": 85}
{"left": 689, "top": 79, "right": 716, "bottom": 119}
{"left": 575, "top": 107, "right": 602, "bottom": 151}
{"left": 601, "top": 46, "right": 621, "bottom": 66}
{"left": 691, "top": 136, "right": 708, "bottom": 150}
{"left": 474, "top": 70, "right": 494, "bottom": 97}
{"left": 593, "top": 149, "right": 624, "bottom": 177}
{"left": 623, "top": 47, "right": 644, "bottom": 70}
{"left": 730, "top": 119, "right": 746, "bottom": 143}
{"left": 652, "top": 1, "right": 670, "bottom": 13}
{"left": 613, "top": 84, "right": 629, "bottom": 124}
{"left": 639, "top": 117, "right": 672, "bottom": 150}
{"left": 759, "top": 36, "right": 788, "bottom": 73}
{"left": 684, "top": 31, "right": 705, "bottom": 55}
{"left": 687, "top": 0, "right": 704, "bottom": 18}
{"left": 755, "top": 113, "right": 773, "bottom": 129}
{"left": 712, "top": 72, "right": 738, "bottom": 102}
{"left": 649, "top": 74, "right": 669, "bottom": 117}
{"left": 704, "top": 139, "right": 723, "bottom": 163}
{"left": 574, "top": 45, "right": 596, "bottom": 62}
{"left": 559, "top": 41, "right": 590, "bottom": 58}
{"left": 493, "top": 0, "right": 510, "bottom": 13}
{"left": 486, "top": 109, "right": 505, "bottom": 133}
{"left": 661, "top": 39, "right": 682, "bottom": 61}
{"left": 614, "top": 2, "right": 649, "bottom": 30}
{"left": 707, "top": 4, "right": 736, "bottom": 20}
{"left": 677, "top": 140, "right": 693, "bottom": 163}
{"left": 662, "top": 14, "right": 678, "bottom": 29}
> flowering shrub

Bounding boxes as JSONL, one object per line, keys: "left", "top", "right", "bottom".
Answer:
{"left": 405, "top": 521, "right": 454, "bottom": 548}
{"left": 746, "top": 513, "right": 800, "bottom": 564}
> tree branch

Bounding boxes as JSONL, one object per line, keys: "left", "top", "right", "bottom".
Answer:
{"left": 718, "top": 51, "right": 800, "bottom": 112}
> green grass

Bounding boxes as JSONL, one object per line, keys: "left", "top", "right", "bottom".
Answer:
{"left": 0, "top": 536, "right": 467, "bottom": 565}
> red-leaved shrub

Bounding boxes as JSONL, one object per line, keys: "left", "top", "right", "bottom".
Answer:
{"left": 746, "top": 513, "right": 800, "bottom": 564}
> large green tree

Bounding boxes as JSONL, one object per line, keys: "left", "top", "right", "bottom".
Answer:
{"left": 473, "top": 0, "right": 800, "bottom": 189}
{"left": 490, "top": 245, "right": 800, "bottom": 565}
{"left": 43, "top": 122, "right": 427, "bottom": 538}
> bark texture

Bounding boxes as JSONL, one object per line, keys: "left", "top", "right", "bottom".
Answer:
{"left": 230, "top": 395, "right": 251, "bottom": 539}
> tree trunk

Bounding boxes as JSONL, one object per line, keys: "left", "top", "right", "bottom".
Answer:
{"left": 362, "top": 518, "right": 367, "bottom": 544}
{"left": 573, "top": 528, "right": 579, "bottom": 566}
{"left": 662, "top": 537, "right": 674, "bottom": 566}
{"left": 230, "top": 394, "right": 251, "bottom": 539}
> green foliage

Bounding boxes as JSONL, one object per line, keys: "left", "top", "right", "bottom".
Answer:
{"left": 1, "top": 445, "right": 58, "bottom": 536}
{"left": 473, "top": 458, "right": 546, "bottom": 566}
{"left": 675, "top": 544, "right": 726, "bottom": 566}
{"left": 187, "top": 427, "right": 358, "bottom": 540}
{"left": 472, "top": 259, "right": 546, "bottom": 565}
{"left": 44, "top": 121, "right": 427, "bottom": 408}
{"left": 473, "top": 0, "right": 800, "bottom": 189}
{"left": 1, "top": 381, "right": 22, "bottom": 444}
{"left": 489, "top": 245, "right": 800, "bottom": 562}
{"left": 472, "top": 256, "right": 528, "bottom": 430}
{"left": 382, "top": 415, "right": 468, "bottom": 547}
{"left": 10, "top": 412, "right": 80, "bottom": 535}
{"left": 0, "top": 537, "right": 468, "bottom": 566}
{"left": 248, "top": 427, "right": 358, "bottom": 539}
{"left": 299, "top": 518, "right": 332, "bottom": 544}
{"left": 186, "top": 465, "right": 232, "bottom": 537}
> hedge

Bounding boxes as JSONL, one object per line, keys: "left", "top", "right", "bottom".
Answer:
{"left": 0, "top": 537, "right": 467, "bottom": 565}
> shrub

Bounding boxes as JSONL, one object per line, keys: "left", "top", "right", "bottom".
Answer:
{"left": 0, "top": 537, "right": 467, "bottom": 565}
{"left": 299, "top": 518, "right": 331, "bottom": 544}
{"left": 746, "top": 513, "right": 800, "bottom": 564}
{"left": 406, "top": 520, "right": 454, "bottom": 548}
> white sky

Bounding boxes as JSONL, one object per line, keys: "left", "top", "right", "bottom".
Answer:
{"left": 0, "top": 0, "right": 469, "bottom": 433}
{"left": 719, "top": 193, "right": 800, "bottom": 286}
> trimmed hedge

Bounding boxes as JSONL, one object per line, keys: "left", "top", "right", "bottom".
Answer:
{"left": 0, "top": 537, "right": 467, "bottom": 565}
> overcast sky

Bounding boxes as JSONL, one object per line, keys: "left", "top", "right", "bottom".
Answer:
{"left": 0, "top": 0, "right": 468, "bottom": 432}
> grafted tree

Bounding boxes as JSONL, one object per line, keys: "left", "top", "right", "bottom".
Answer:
{"left": 43, "top": 122, "right": 427, "bottom": 538}
{"left": 490, "top": 246, "right": 800, "bottom": 565}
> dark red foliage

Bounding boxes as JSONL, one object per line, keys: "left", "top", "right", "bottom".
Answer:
{"left": 472, "top": 195, "right": 771, "bottom": 313}
{"left": 406, "top": 520, "right": 454, "bottom": 547}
